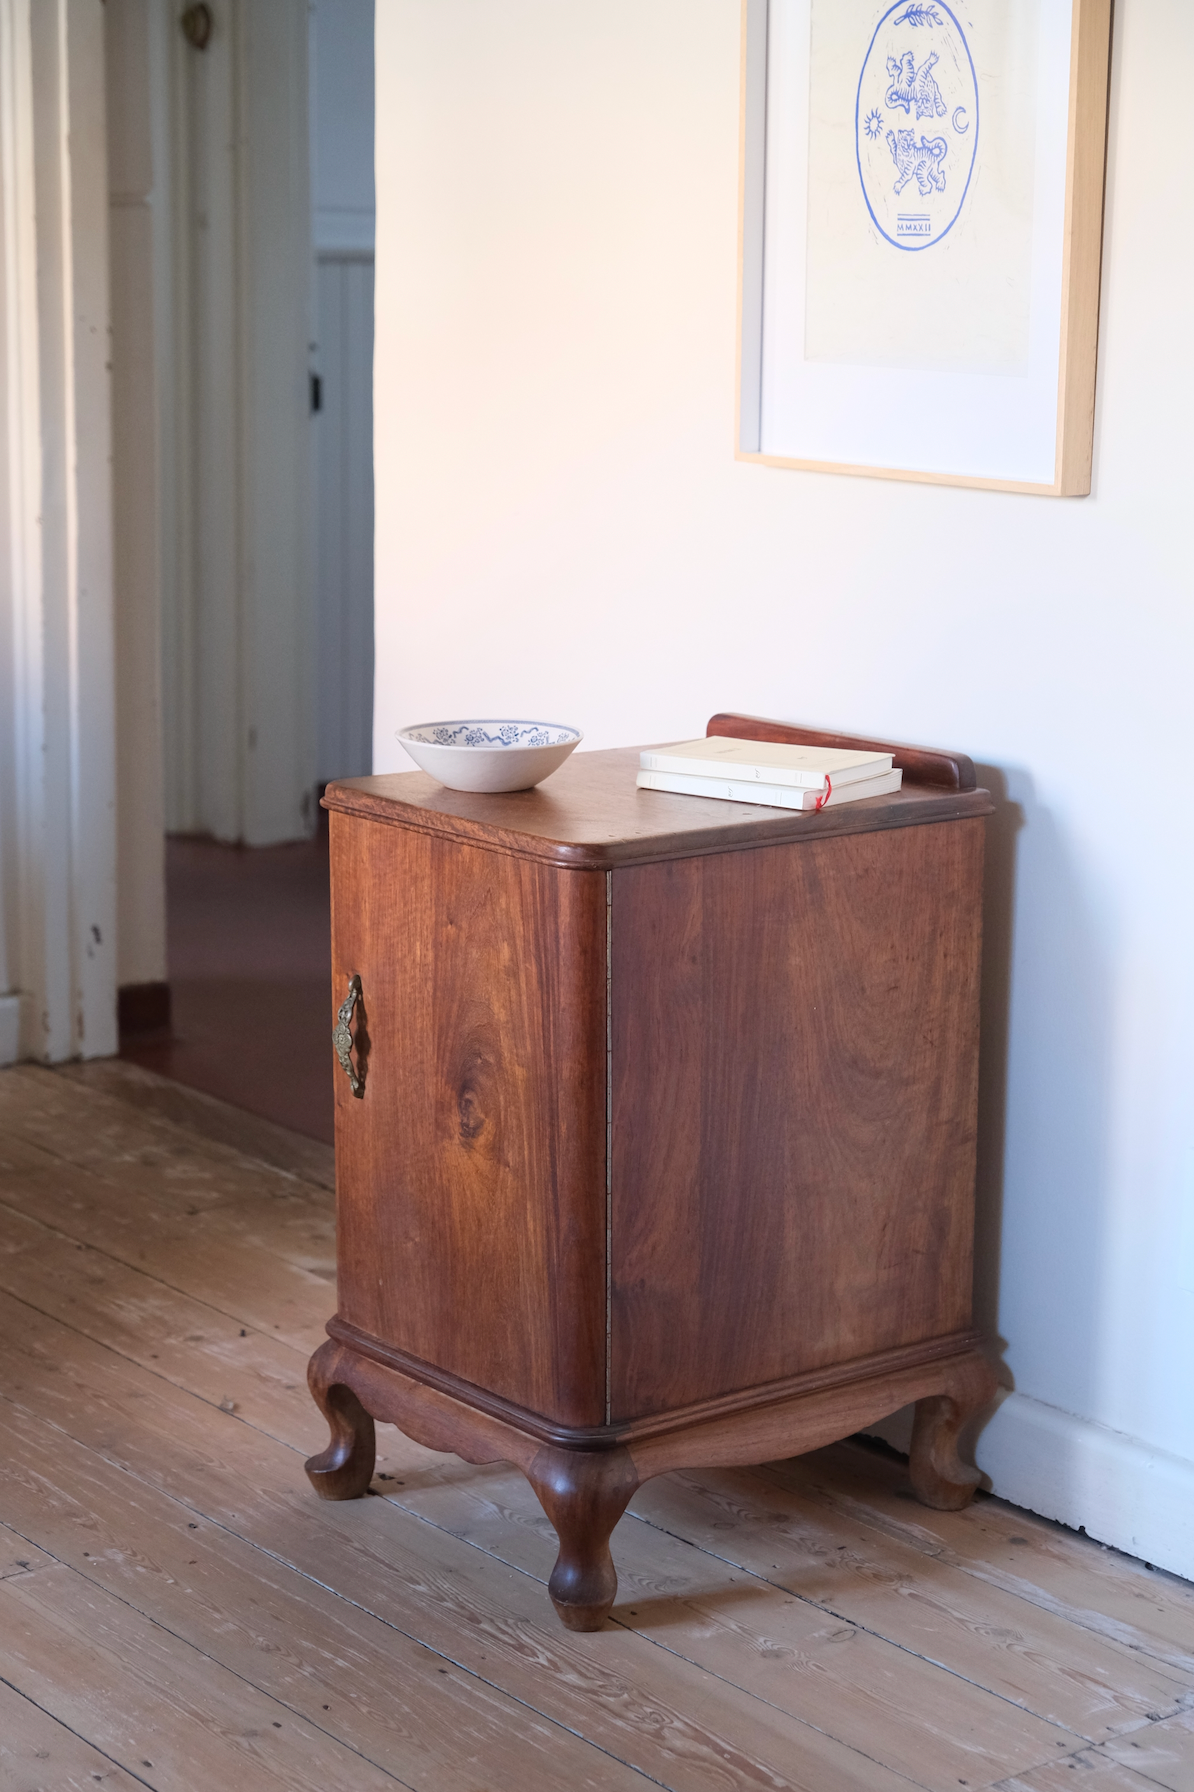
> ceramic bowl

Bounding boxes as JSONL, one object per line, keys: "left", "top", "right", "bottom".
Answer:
{"left": 397, "top": 719, "right": 583, "bottom": 793}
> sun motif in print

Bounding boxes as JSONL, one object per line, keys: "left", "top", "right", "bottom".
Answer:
{"left": 864, "top": 107, "right": 884, "bottom": 140}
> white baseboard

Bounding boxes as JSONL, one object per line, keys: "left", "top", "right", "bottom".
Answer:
{"left": 866, "top": 1391, "right": 1194, "bottom": 1584}
{"left": 0, "top": 994, "right": 19, "bottom": 1066}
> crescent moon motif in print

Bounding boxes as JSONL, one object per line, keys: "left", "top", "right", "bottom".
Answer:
{"left": 953, "top": 106, "right": 970, "bottom": 133}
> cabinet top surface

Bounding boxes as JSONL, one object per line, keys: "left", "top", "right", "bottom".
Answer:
{"left": 324, "top": 747, "right": 993, "bottom": 870}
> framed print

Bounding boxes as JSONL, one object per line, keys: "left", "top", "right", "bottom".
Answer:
{"left": 736, "top": 0, "right": 1113, "bottom": 494}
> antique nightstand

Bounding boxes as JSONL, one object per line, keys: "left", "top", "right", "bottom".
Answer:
{"left": 306, "top": 714, "right": 996, "bottom": 1630}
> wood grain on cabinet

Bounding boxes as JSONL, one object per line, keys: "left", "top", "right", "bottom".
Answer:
{"left": 329, "top": 812, "right": 607, "bottom": 1427}
{"left": 610, "top": 819, "right": 985, "bottom": 1419}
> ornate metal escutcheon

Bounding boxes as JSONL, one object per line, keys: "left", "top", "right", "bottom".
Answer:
{"left": 333, "top": 974, "right": 365, "bottom": 1098}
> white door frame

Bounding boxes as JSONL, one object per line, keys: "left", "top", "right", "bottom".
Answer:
{"left": 159, "top": 0, "right": 316, "bottom": 846}
{"left": 0, "top": 0, "right": 117, "bottom": 1064}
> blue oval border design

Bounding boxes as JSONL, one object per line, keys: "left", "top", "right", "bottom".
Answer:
{"left": 854, "top": 1, "right": 979, "bottom": 253}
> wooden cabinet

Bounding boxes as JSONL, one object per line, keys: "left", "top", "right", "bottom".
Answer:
{"left": 307, "top": 714, "right": 997, "bottom": 1630}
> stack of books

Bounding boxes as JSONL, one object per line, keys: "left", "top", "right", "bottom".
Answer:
{"left": 636, "top": 736, "right": 902, "bottom": 813}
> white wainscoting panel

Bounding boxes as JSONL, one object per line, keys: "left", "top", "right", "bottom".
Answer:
{"left": 867, "top": 1390, "right": 1194, "bottom": 1583}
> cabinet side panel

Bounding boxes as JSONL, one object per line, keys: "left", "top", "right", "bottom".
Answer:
{"left": 610, "top": 820, "right": 984, "bottom": 1421}
{"left": 330, "top": 814, "right": 607, "bottom": 1426}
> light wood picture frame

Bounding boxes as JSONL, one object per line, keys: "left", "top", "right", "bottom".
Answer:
{"left": 736, "top": 0, "right": 1113, "bottom": 496}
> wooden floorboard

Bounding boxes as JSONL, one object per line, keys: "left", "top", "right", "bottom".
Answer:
{"left": 0, "top": 1406, "right": 635, "bottom": 1792}
{"left": 1, "top": 1519, "right": 57, "bottom": 1580}
{"left": 993, "top": 1757, "right": 1161, "bottom": 1791}
{"left": 371, "top": 1449, "right": 1077, "bottom": 1789}
{"left": 0, "top": 1064, "right": 1192, "bottom": 1792}
{"left": 624, "top": 1470, "right": 1189, "bottom": 1738}
{"left": 60, "top": 1058, "right": 337, "bottom": 1189}
{"left": 0, "top": 1564, "right": 408, "bottom": 1792}
{"left": 763, "top": 1445, "right": 1194, "bottom": 1677}
{"left": 0, "top": 1291, "right": 924, "bottom": 1792}
{"left": 0, "top": 1676, "right": 150, "bottom": 1791}
{"left": 1101, "top": 1710, "right": 1194, "bottom": 1790}
{"left": 0, "top": 1201, "right": 317, "bottom": 1447}
{"left": 0, "top": 1109, "right": 336, "bottom": 1355}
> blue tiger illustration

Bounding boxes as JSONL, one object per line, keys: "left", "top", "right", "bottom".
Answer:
{"left": 885, "top": 50, "right": 947, "bottom": 120}
{"left": 886, "top": 129, "right": 948, "bottom": 195}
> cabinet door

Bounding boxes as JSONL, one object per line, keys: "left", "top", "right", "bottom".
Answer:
{"left": 330, "top": 814, "right": 607, "bottom": 1427}
{"left": 610, "top": 820, "right": 985, "bottom": 1421}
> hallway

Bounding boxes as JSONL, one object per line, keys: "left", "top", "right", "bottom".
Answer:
{"left": 122, "top": 836, "right": 334, "bottom": 1145}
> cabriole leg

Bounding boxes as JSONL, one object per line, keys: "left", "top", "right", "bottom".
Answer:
{"left": 305, "top": 1340, "right": 377, "bottom": 1500}
{"left": 909, "top": 1352, "right": 998, "bottom": 1511}
{"left": 527, "top": 1444, "right": 640, "bottom": 1631}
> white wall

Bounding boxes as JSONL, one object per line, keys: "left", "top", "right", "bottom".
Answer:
{"left": 374, "top": 2, "right": 1194, "bottom": 1574}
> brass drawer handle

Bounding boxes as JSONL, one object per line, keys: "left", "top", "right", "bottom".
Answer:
{"left": 333, "top": 974, "right": 365, "bottom": 1098}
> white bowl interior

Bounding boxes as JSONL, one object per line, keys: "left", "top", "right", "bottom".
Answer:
{"left": 400, "top": 720, "right": 581, "bottom": 751}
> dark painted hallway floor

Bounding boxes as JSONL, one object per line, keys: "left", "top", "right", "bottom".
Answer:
{"left": 122, "top": 834, "right": 334, "bottom": 1144}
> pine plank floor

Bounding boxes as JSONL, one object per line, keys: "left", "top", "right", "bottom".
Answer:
{"left": 0, "top": 1062, "right": 1191, "bottom": 1792}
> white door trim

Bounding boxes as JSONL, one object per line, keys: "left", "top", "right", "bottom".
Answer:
{"left": 160, "top": 0, "right": 316, "bottom": 845}
{"left": 0, "top": 0, "right": 117, "bottom": 1063}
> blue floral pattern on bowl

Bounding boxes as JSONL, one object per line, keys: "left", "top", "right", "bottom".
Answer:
{"left": 404, "top": 721, "right": 580, "bottom": 751}
{"left": 397, "top": 718, "right": 583, "bottom": 792}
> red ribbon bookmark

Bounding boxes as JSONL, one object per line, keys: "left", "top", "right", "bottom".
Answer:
{"left": 814, "top": 775, "right": 832, "bottom": 813}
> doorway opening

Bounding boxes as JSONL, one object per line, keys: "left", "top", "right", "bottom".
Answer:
{"left": 111, "top": 0, "right": 374, "bottom": 1146}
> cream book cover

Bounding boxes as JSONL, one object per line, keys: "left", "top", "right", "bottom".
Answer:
{"left": 636, "top": 767, "right": 903, "bottom": 811}
{"left": 640, "top": 736, "right": 893, "bottom": 789}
